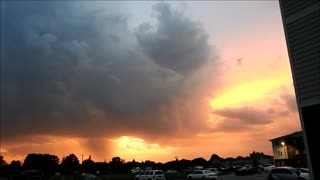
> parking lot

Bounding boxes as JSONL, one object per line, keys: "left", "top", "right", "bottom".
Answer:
{"left": 169, "top": 173, "right": 267, "bottom": 180}
{"left": 218, "top": 173, "right": 267, "bottom": 180}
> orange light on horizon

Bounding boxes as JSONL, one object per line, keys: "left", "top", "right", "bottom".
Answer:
{"left": 113, "top": 136, "right": 179, "bottom": 162}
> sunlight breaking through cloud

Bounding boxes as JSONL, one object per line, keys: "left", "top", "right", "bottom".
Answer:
{"left": 113, "top": 136, "right": 179, "bottom": 161}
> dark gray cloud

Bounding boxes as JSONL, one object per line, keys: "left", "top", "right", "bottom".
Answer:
{"left": 136, "top": 3, "right": 210, "bottom": 75}
{"left": 280, "top": 93, "right": 298, "bottom": 112}
{"left": 212, "top": 106, "right": 273, "bottom": 124}
{"left": 211, "top": 98, "right": 296, "bottom": 131}
{"left": 1, "top": 2, "right": 215, "bottom": 141}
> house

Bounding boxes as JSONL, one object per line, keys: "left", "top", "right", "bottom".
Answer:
{"left": 269, "top": 131, "right": 307, "bottom": 168}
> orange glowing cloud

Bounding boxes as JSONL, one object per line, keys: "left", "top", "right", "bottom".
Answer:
{"left": 210, "top": 57, "right": 293, "bottom": 110}
{"left": 112, "top": 136, "right": 179, "bottom": 162}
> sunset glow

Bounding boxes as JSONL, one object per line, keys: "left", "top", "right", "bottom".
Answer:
{"left": 1, "top": 1, "right": 302, "bottom": 164}
{"left": 113, "top": 136, "right": 179, "bottom": 162}
{"left": 210, "top": 75, "right": 291, "bottom": 109}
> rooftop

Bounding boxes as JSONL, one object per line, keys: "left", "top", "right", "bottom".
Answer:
{"left": 269, "top": 131, "right": 303, "bottom": 142}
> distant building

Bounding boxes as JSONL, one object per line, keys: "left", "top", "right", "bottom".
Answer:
{"left": 258, "top": 155, "right": 274, "bottom": 165}
{"left": 269, "top": 131, "right": 307, "bottom": 168}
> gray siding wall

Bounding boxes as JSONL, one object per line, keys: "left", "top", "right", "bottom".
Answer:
{"left": 284, "top": 4, "right": 320, "bottom": 105}
{"left": 282, "top": 0, "right": 319, "bottom": 17}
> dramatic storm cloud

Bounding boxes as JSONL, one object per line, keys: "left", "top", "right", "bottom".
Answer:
{"left": 1, "top": 1, "right": 302, "bottom": 162}
{"left": 1, "top": 2, "right": 215, "bottom": 140}
{"left": 137, "top": 3, "right": 210, "bottom": 75}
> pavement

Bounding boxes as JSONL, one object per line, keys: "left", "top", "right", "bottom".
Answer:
{"left": 218, "top": 173, "right": 267, "bottom": 180}
{"left": 176, "top": 173, "right": 268, "bottom": 180}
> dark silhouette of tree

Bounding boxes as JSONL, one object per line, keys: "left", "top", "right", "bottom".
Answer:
{"left": 59, "top": 154, "right": 80, "bottom": 175}
{"left": 235, "top": 156, "right": 250, "bottom": 166}
{"left": 0, "top": 150, "right": 274, "bottom": 177}
{"left": 224, "top": 157, "right": 234, "bottom": 161}
{"left": 249, "top": 151, "right": 264, "bottom": 167}
{"left": 130, "top": 159, "right": 139, "bottom": 168}
{"left": 0, "top": 156, "right": 9, "bottom": 177}
{"left": 143, "top": 160, "right": 156, "bottom": 168}
{"left": 22, "top": 153, "right": 59, "bottom": 176}
{"left": 164, "top": 160, "right": 177, "bottom": 170}
{"left": 209, "top": 154, "right": 221, "bottom": 161}
{"left": 82, "top": 156, "right": 95, "bottom": 173}
{"left": 191, "top": 157, "right": 208, "bottom": 167}
{"left": 209, "top": 154, "right": 222, "bottom": 167}
{"left": 10, "top": 160, "right": 22, "bottom": 168}
{"left": 7, "top": 160, "right": 22, "bottom": 177}
{"left": 178, "top": 159, "right": 192, "bottom": 170}
{"left": 95, "top": 162, "right": 109, "bottom": 175}
{"left": 109, "top": 157, "right": 125, "bottom": 174}
{"left": 0, "top": 156, "right": 7, "bottom": 166}
{"left": 223, "top": 157, "right": 235, "bottom": 166}
{"left": 124, "top": 159, "right": 139, "bottom": 173}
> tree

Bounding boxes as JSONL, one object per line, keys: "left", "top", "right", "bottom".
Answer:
{"left": 22, "top": 153, "right": 59, "bottom": 176}
{"left": 178, "top": 159, "right": 192, "bottom": 171}
{"left": 249, "top": 151, "right": 264, "bottom": 167}
{"left": 191, "top": 157, "right": 208, "bottom": 167}
{"left": 109, "top": 157, "right": 125, "bottom": 174}
{"left": 82, "top": 156, "right": 95, "bottom": 173}
{"left": 209, "top": 154, "right": 221, "bottom": 162}
{"left": 125, "top": 159, "right": 139, "bottom": 172}
{"left": 0, "top": 156, "right": 9, "bottom": 177}
{"left": 10, "top": 160, "right": 22, "bottom": 170}
{"left": 10, "top": 160, "right": 21, "bottom": 167}
{"left": 209, "top": 154, "right": 222, "bottom": 167}
{"left": 60, "top": 154, "right": 80, "bottom": 175}
{"left": 8, "top": 160, "right": 22, "bottom": 176}
{"left": 0, "top": 156, "right": 7, "bottom": 166}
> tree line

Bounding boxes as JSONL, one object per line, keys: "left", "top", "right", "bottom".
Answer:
{"left": 0, "top": 151, "right": 272, "bottom": 177}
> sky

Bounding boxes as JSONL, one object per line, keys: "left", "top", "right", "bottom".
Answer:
{"left": 0, "top": 1, "right": 301, "bottom": 163}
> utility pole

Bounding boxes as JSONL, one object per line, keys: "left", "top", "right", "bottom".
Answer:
{"left": 82, "top": 154, "right": 84, "bottom": 164}
{"left": 175, "top": 156, "right": 178, "bottom": 170}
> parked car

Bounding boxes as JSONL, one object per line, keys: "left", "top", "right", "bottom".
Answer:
{"left": 165, "top": 169, "right": 179, "bottom": 175}
{"left": 77, "top": 173, "right": 97, "bottom": 180}
{"left": 131, "top": 167, "right": 144, "bottom": 174}
{"left": 267, "top": 167, "right": 310, "bottom": 180}
{"left": 194, "top": 166, "right": 204, "bottom": 170}
{"left": 264, "top": 165, "right": 275, "bottom": 173}
{"left": 187, "top": 170, "right": 218, "bottom": 180}
{"left": 205, "top": 168, "right": 221, "bottom": 175}
{"left": 135, "top": 170, "right": 166, "bottom": 180}
{"left": 217, "top": 166, "right": 233, "bottom": 175}
{"left": 17, "top": 170, "right": 44, "bottom": 180}
{"left": 298, "top": 168, "right": 309, "bottom": 173}
{"left": 235, "top": 166, "right": 256, "bottom": 176}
